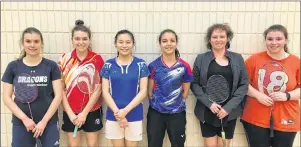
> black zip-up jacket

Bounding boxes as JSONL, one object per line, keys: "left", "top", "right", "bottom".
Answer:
{"left": 190, "top": 50, "right": 248, "bottom": 123}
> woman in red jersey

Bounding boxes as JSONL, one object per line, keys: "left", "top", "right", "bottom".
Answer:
{"left": 58, "top": 20, "right": 104, "bottom": 147}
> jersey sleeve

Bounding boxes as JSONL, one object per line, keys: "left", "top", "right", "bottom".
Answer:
{"left": 94, "top": 55, "right": 105, "bottom": 82}
{"left": 148, "top": 62, "right": 155, "bottom": 79}
{"left": 183, "top": 63, "right": 193, "bottom": 83}
{"left": 57, "top": 53, "right": 66, "bottom": 80}
{"left": 296, "top": 59, "right": 300, "bottom": 88}
{"left": 1, "top": 61, "right": 16, "bottom": 84}
{"left": 51, "top": 61, "right": 61, "bottom": 81}
{"left": 245, "top": 55, "right": 256, "bottom": 84}
{"left": 100, "top": 62, "right": 112, "bottom": 80}
{"left": 139, "top": 61, "right": 150, "bottom": 78}
{"left": 180, "top": 59, "right": 193, "bottom": 82}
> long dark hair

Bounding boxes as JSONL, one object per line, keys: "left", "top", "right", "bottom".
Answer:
{"left": 158, "top": 29, "right": 180, "bottom": 58}
{"left": 114, "top": 29, "right": 135, "bottom": 56}
{"left": 263, "top": 24, "right": 289, "bottom": 53}
{"left": 19, "top": 27, "right": 44, "bottom": 59}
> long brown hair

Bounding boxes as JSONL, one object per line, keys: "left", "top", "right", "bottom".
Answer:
{"left": 72, "top": 20, "right": 92, "bottom": 51}
{"left": 263, "top": 24, "right": 289, "bottom": 53}
{"left": 158, "top": 29, "right": 180, "bottom": 59}
{"left": 19, "top": 27, "right": 44, "bottom": 59}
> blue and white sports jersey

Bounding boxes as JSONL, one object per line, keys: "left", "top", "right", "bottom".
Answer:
{"left": 148, "top": 56, "right": 193, "bottom": 114}
{"left": 100, "top": 56, "right": 150, "bottom": 122}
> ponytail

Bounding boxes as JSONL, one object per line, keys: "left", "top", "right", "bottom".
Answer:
{"left": 175, "top": 48, "right": 180, "bottom": 58}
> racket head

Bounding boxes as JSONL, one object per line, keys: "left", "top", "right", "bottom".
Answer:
{"left": 13, "top": 73, "right": 38, "bottom": 103}
{"left": 206, "top": 75, "right": 230, "bottom": 104}
{"left": 258, "top": 61, "right": 286, "bottom": 94}
{"left": 76, "top": 65, "right": 100, "bottom": 94}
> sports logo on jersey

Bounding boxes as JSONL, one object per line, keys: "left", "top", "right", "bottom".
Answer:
{"left": 258, "top": 62, "right": 288, "bottom": 95}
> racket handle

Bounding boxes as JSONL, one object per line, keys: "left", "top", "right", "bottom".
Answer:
{"left": 270, "top": 115, "right": 274, "bottom": 138}
{"left": 36, "top": 138, "right": 43, "bottom": 147}
{"left": 221, "top": 131, "right": 226, "bottom": 147}
{"left": 73, "top": 127, "right": 78, "bottom": 137}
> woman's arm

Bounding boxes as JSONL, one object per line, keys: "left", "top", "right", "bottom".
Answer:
{"left": 33, "top": 79, "right": 63, "bottom": 137}
{"left": 288, "top": 88, "right": 300, "bottom": 100}
{"left": 61, "top": 83, "right": 77, "bottom": 122}
{"left": 148, "top": 78, "right": 154, "bottom": 98}
{"left": 2, "top": 82, "right": 36, "bottom": 131}
{"left": 269, "top": 88, "right": 300, "bottom": 102}
{"left": 75, "top": 82, "right": 102, "bottom": 128}
{"left": 40, "top": 79, "right": 63, "bottom": 123}
{"left": 190, "top": 56, "right": 212, "bottom": 108}
{"left": 102, "top": 78, "right": 119, "bottom": 114}
{"left": 80, "top": 84, "right": 102, "bottom": 115}
{"left": 182, "top": 82, "right": 191, "bottom": 99}
{"left": 117, "top": 77, "right": 148, "bottom": 118}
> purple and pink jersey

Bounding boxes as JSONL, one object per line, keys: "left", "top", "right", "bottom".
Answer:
{"left": 148, "top": 57, "right": 193, "bottom": 113}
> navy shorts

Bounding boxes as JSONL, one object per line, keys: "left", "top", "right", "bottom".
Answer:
{"left": 62, "top": 108, "right": 103, "bottom": 132}
{"left": 12, "top": 122, "right": 60, "bottom": 147}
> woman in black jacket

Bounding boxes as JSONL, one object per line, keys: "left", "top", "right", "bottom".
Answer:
{"left": 190, "top": 23, "right": 248, "bottom": 147}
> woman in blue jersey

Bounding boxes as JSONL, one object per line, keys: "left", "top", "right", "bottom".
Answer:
{"left": 101, "top": 29, "right": 150, "bottom": 147}
{"left": 2, "top": 27, "right": 63, "bottom": 147}
{"left": 147, "top": 29, "right": 193, "bottom": 147}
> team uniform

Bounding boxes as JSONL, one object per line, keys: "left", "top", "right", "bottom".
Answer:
{"left": 100, "top": 56, "right": 150, "bottom": 141}
{"left": 241, "top": 51, "right": 300, "bottom": 147}
{"left": 147, "top": 56, "right": 193, "bottom": 147}
{"left": 58, "top": 49, "right": 104, "bottom": 132}
{"left": 2, "top": 58, "right": 61, "bottom": 147}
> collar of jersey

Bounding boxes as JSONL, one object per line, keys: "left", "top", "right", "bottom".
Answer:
{"left": 71, "top": 49, "right": 94, "bottom": 64}
{"left": 114, "top": 56, "right": 135, "bottom": 74}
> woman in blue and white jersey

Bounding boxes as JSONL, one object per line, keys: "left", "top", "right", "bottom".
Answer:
{"left": 100, "top": 29, "right": 150, "bottom": 147}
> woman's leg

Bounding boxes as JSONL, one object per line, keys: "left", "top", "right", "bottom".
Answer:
{"left": 62, "top": 111, "right": 82, "bottom": 147}
{"left": 12, "top": 124, "right": 35, "bottom": 147}
{"left": 242, "top": 120, "right": 271, "bottom": 147}
{"left": 200, "top": 122, "right": 219, "bottom": 147}
{"left": 85, "top": 132, "right": 100, "bottom": 147}
{"left": 124, "top": 121, "right": 143, "bottom": 147}
{"left": 147, "top": 107, "right": 166, "bottom": 147}
{"left": 106, "top": 120, "right": 125, "bottom": 147}
{"left": 82, "top": 109, "right": 103, "bottom": 147}
{"left": 40, "top": 122, "right": 60, "bottom": 147}
{"left": 271, "top": 130, "right": 296, "bottom": 147}
{"left": 166, "top": 111, "right": 186, "bottom": 147}
{"left": 217, "top": 119, "right": 237, "bottom": 147}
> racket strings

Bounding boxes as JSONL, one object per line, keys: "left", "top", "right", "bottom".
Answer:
{"left": 206, "top": 75, "right": 230, "bottom": 104}
{"left": 259, "top": 61, "right": 286, "bottom": 92}
{"left": 14, "top": 83, "right": 38, "bottom": 103}
{"left": 77, "top": 67, "right": 100, "bottom": 94}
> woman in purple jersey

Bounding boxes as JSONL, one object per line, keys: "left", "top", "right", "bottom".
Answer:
{"left": 101, "top": 29, "right": 149, "bottom": 147}
{"left": 147, "top": 29, "right": 193, "bottom": 147}
{"left": 2, "top": 27, "right": 63, "bottom": 147}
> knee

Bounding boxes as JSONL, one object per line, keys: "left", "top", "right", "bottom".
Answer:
{"left": 86, "top": 139, "right": 98, "bottom": 147}
{"left": 204, "top": 139, "right": 218, "bottom": 147}
{"left": 68, "top": 140, "right": 80, "bottom": 147}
